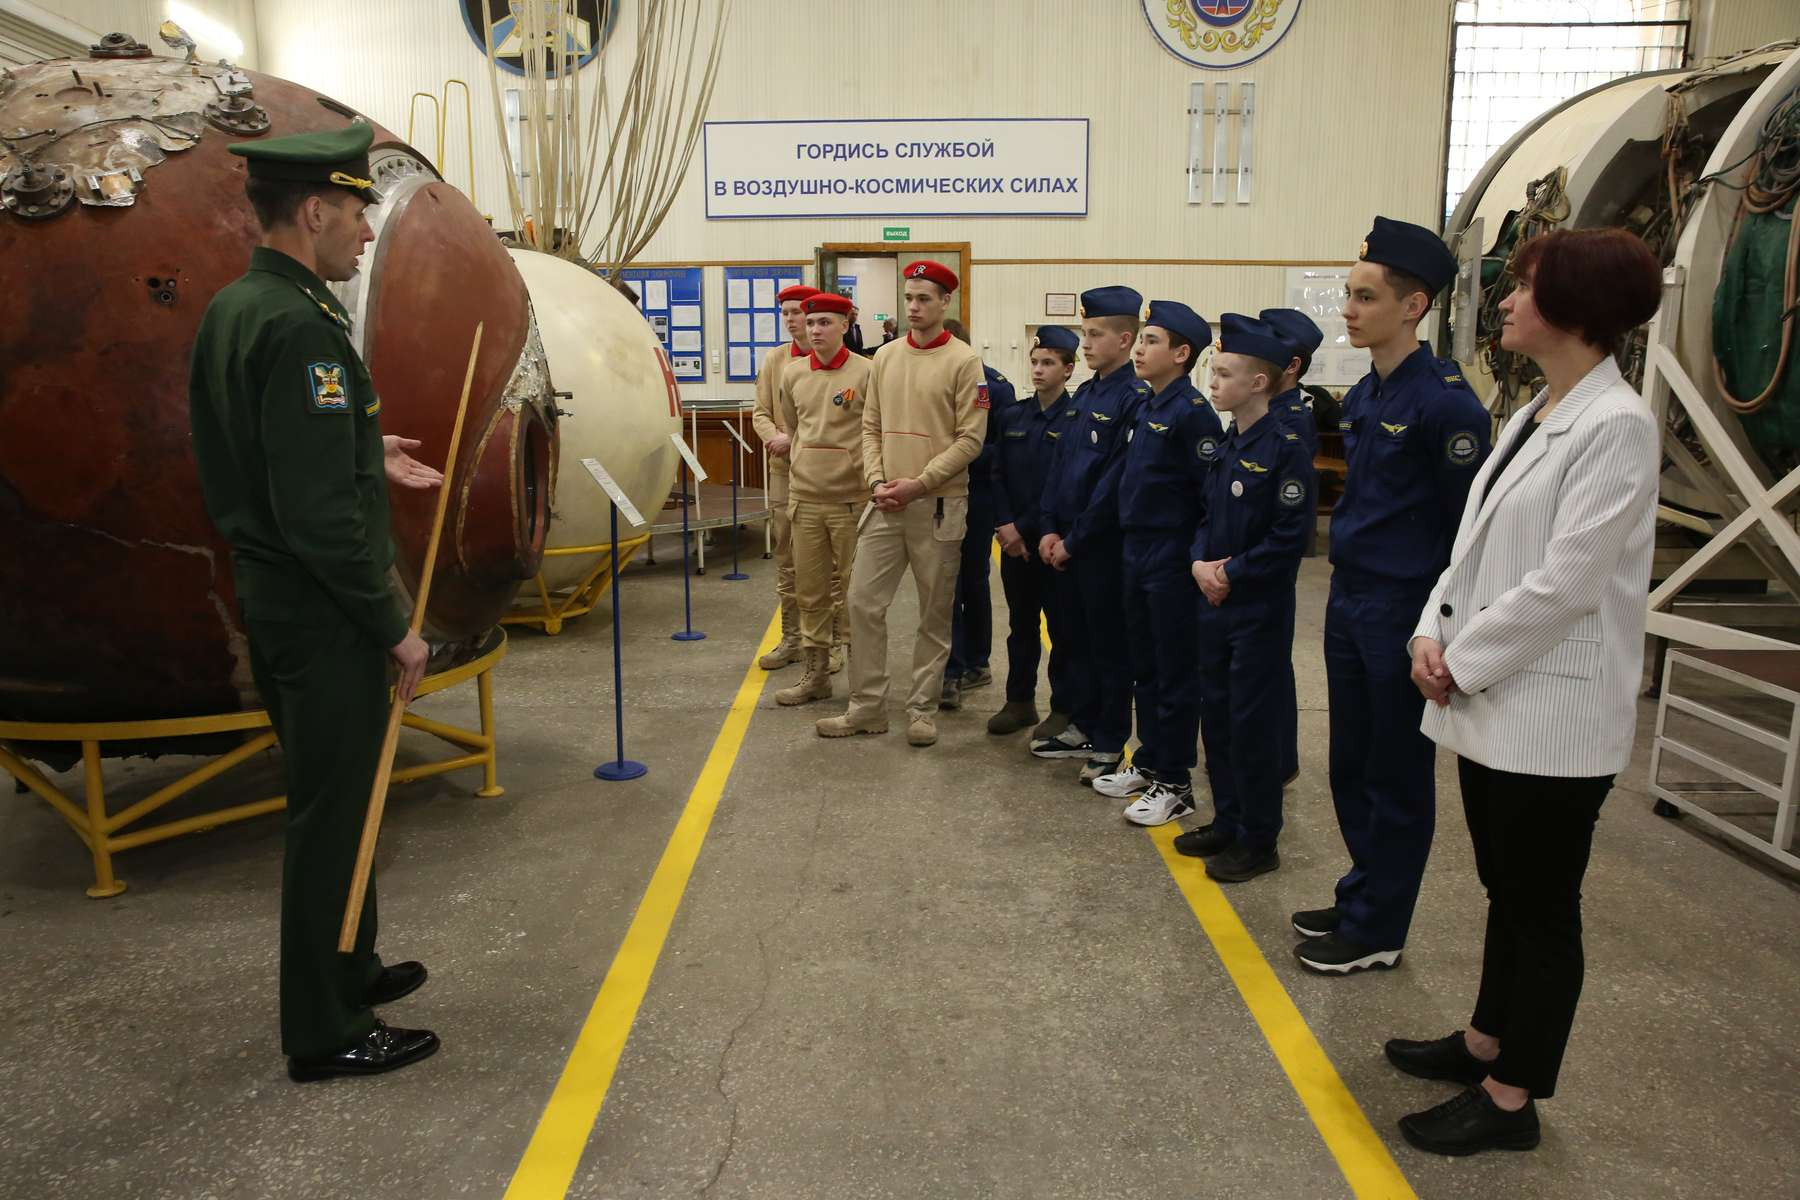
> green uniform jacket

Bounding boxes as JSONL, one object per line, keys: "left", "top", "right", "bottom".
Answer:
{"left": 188, "top": 247, "right": 408, "bottom": 649}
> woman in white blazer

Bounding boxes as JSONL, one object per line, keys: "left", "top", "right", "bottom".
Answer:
{"left": 1383, "top": 229, "right": 1664, "bottom": 1157}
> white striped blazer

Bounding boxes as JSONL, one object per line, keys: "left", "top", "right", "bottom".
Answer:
{"left": 1411, "top": 355, "right": 1659, "bottom": 776}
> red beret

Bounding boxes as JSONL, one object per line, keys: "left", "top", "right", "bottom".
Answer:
{"left": 903, "top": 260, "right": 958, "bottom": 292}
{"left": 777, "top": 284, "right": 820, "bottom": 305}
{"left": 803, "top": 292, "right": 854, "bottom": 316}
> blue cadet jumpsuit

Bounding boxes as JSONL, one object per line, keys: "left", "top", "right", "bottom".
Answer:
{"left": 991, "top": 377, "right": 1080, "bottom": 712}
{"left": 1193, "top": 410, "right": 1314, "bottom": 854}
{"left": 948, "top": 364, "right": 1016, "bottom": 682}
{"left": 1117, "top": 305, "right": 1220, "bottom": 790}
{"left": 1039, "top": 360, "right": 1150, "bottom": 758}
{"left": 1260, "top": 307, "right": 1327, "bottom": 781}
{"left": 1326, "top": 341, "right": 1490, "bottom": 951}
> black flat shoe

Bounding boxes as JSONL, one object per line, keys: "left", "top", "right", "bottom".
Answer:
{"left": 1399, "top": 1085, "right": 1540, "bottom": 1156}
{"left": 287, "top": 1020, "right": 439, "bottom": 1082}
{"left": 367, "top": 960, "right": 428, "bottom": 1006}
{"left": 1172, "top": 823, "right": 1235, "bottom": 858}
{"left": 1205, "top": 843, "right": 1279, "bottom": 882}
{"left": 1291, "top": 906, "right": 1341, "bottom": 938}
{"left": 1384, "top": 1031, "right": 1493, "bottom": 1086}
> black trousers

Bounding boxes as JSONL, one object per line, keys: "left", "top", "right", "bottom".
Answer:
{"left": 1459, "top": 756, "right": 1613, "bottom": 1099}
{"left": 998, "top": 547, "right": 1075, "bottom": 709}
{"left": 947, "top": 488, "right": 996, "bottom": 677}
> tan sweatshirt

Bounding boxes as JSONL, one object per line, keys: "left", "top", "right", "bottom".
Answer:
{"left": 860, "top": 331, "right": 988, "bottom": 498}
{"left": 751, "top": 341, "right": 807, "bottom": 474}
{"left": 782, "top": 345, "right": 874, "bottom": 503}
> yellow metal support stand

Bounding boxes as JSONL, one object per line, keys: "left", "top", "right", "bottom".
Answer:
{"left": 501, "top": 535, "right": 650, "bottom": 635}
{"left": 0, "top": 632, "right": 509, "bottom": 898}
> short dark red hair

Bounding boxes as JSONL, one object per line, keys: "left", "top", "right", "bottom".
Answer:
{"left": 1511, "top": 228, "right": 1661, "bottom": 351}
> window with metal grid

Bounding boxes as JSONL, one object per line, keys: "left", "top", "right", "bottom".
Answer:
{"left": 1444, "top": 1, "right": 1691, "bottom": 218}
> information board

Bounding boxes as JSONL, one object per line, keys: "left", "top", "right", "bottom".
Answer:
{"left": 620, "top": 266, "right": 706, "bottom": 383}
{"left": 723, "top": 265, "right": 803, "bottom": 382}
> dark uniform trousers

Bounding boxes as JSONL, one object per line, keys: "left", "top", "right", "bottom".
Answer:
{"left": 1196, "top": 587, "right": 1294, "bottom": 850}
{"left": 1323, "top": 569, "right": 1438, "bottom": 951}
{"left": 998, "top": 543, "right": 1076, "bottom": 709}
{"left": 1071, "top": 540, "right": 1132, "bottom": 755}
{"left": 245, "top": 609, "right": 386, "bottom": 1058}
{"left": 1122, "top": 534, "right": 1201, "bottom": 787}
{"left": 947, "top": 485, "right": 996, "bottom": 677}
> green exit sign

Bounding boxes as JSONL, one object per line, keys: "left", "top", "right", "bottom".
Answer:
{"left": 882, "top": 226, "right": 910, "bottom": 242}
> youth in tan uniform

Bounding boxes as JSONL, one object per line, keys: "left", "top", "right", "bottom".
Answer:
{"left": 816, "top": 260, "right": 988, "bottom": 747}
{"left": 774, "top": 291, "right": 872, "bottom": 706}
{"left": 751, "top": 283, "right": 819, "bottom": 670}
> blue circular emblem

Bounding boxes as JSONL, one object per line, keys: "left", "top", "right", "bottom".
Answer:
{"left": 1195, "top": 0, "right": 1253, "bottom": 26}
{"left": 460, "top": 2, "right": 617, "bottom": 77}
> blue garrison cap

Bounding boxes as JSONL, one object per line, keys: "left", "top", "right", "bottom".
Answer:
{"left": 1079, "top": 285, "right": 1143, "bottom": 320}
{"left": 1216, "top": 313, "right": 1292, "bottom": 365}
{"left": 1031, "top": 325, "right": 1080, "bottom": 352}
{"left": 1258, "top": 308, "right": 1323, "bottom": 358}
{"left": 1144, "top": 300, "right": 1211, "bottom": 352}
{"left": 1359, "top": 215, "right": 1457, "bottom": 295}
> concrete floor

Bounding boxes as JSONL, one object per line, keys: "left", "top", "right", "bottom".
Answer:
{"left": 2, "top": 529, "right": 1797, "bottom": 1200}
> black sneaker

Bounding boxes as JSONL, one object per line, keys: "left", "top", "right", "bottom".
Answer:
{"left": 1294, "top": 933, "right": 1401, "bottom": 975}
{"left": 961, "top": 667, "right": 993, "bottom": 690}
{"left": 1205, "top": 843, "right": 1279, "bottom": 883}
{"left": 1172, "top": 823, "right": 1235, "bottom": 858}
{"left": 1399, "top": 1086, "right": 1540, "bottom": 1157}
{"left": 1291, "top": 906, "right": 1341, "bottom": 938}
{"left": 939, "top": 675, "right": 963, "bottom": 710}
{"left": 1030, "top": 724, "right": 1093, "bottom": 759}
{"left": 1384, "top": 1032, "right": 1494, "bottom": 1086}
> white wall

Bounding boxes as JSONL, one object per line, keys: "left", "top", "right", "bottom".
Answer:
{"left": 1694, "top": 0, "right": 1799, "bottom": 60}
{"left": 53, "top": 0, "right": 259, "bottom": 66}
{"left": 253, "top": 0, "right": 1458, "bottom": 397}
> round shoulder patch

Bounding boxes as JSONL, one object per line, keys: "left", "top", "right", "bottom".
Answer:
{"left": 1446, "top": 429, "right": 1481, "bottom": 467}
{"left": 1278, "top": 477, "right": 1307, "bottom": 508}
{"left": 1195, "top": 435, "right": 1220, "bottom": 462}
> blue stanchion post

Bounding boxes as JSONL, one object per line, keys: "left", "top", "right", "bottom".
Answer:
{"left": 672, "top": 459, "right": 706, "bottom": 641}
{"left": 595, "top": 501, "right": 647, "bottom": 781}
{"left": 724, "top": 419, "right": 748, "bottom": 581}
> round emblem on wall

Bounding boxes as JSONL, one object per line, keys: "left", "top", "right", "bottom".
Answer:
{"left": 1140, "top": 0, "right": 1304, "bottom": 70}
{"left": 460, "top": 1, "right": 617, "bottom": 77}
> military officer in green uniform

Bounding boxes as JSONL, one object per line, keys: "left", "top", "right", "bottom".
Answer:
{"left": 188, "top": 123, "right": 442, "bottom": 1082}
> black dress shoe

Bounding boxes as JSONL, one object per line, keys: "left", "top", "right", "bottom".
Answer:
{"left": 1399, "top": 1085, "right": 1540, "bottom": 1156}
{"left": 367, "top": 960, "right": 428, "bottom": 1006}
{"left": 1384, "top": 1031, "right": 1494, "bottom": 1085}
{"left": 1205, "top": 843, "right": 1279, "bottom": 882}
{"left": 1291, "top": 906, "right": 1341, "bottom": 938}
{"left": 287, "top": 1020, "right": 440, "bottom": 1083}
{"left": 1172, "top": 823, "right": 1235, "bottom": 858}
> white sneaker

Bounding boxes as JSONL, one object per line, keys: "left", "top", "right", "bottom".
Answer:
{"left": 1030, "top": 724, "right": 1093, "bottom": 759}
{"left": 1123, "top": 782, "right": 1196, "bottom": 827}
{"left": 1091, "top": 766, "right": 1151, "bottom": 798}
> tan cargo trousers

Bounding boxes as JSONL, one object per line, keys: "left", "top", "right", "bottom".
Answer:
{"left": 845, "top": 495, "right": 967, "bottom": 722}
{"left": 790, "top": 499, "right": 857, "bottom": 650}
{"left": 767, "top": 469, "right": 797, "bottom": 642}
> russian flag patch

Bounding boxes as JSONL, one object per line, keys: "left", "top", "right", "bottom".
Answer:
{"left": 975, "top": 383, "right": 990, "bottom": 410}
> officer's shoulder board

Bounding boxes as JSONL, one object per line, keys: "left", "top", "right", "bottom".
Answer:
{"left": 1435, "top": 357, "right": 1473, "bottom": 391}
{"left": 1132, "top": 381, "right": 1153, "bottom": 397}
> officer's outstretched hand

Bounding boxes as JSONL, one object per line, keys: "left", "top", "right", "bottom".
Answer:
{"left": 997, "top": 522, "right": 1029, "bottom": 559}
{"left": 383, "top": 436, "right": 445, "bottom": 490}
{"left": 1410, "top": 637, "right": 1457, "bottom": 707}
{"left": 390, "top": 631, "right": 430, "bottom": 705}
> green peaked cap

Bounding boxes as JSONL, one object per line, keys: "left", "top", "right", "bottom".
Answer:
{"left": 229, "top": 122, "right": 381, "bottom": 203}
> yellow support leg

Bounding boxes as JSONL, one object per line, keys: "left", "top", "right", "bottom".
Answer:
{"left": 476, "top": 665, "right": 504, "bottom": 797}
{"left": 82, "top": 741, "right": 125, "bottom": 898}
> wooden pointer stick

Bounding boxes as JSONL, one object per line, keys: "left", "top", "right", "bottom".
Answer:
{"left": 338, "top": 321, "right": 484, "bottom": 953}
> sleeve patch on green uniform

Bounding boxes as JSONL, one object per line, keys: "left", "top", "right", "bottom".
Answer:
{"left": 307, "top": 362, "right": 350, "bottom": 412}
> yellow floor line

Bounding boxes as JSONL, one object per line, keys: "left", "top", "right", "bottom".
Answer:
{"left": 1149, "top": 827, "right": 1417, "bottom": 1199}
{"left": 502, "top": 613, "right": 781, "bottom": 1200}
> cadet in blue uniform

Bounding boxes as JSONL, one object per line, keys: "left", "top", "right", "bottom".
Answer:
{"left": 942, "top": 318, "right": 1015, "bottom": 710}
{"left": 188, "top": 124, "right": 440, "bottom": 1081}
{"left": 1097, "top": 302, "right": 1222, "bottom": 827}
{"left": 1259, "top": 306, "right": 1326, "bottom": 784}
{"left": 988, "top": 326, "right": 1082, "bottom": 736}
{"left": 1176, "top": 315, "right": 1314, "bottom": 882}
{"left": 1294, "top": 216, "right": 1492, "bottom": 973}
{"left": 1031, "top": 286, "right": 1151, "bottom": 784}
